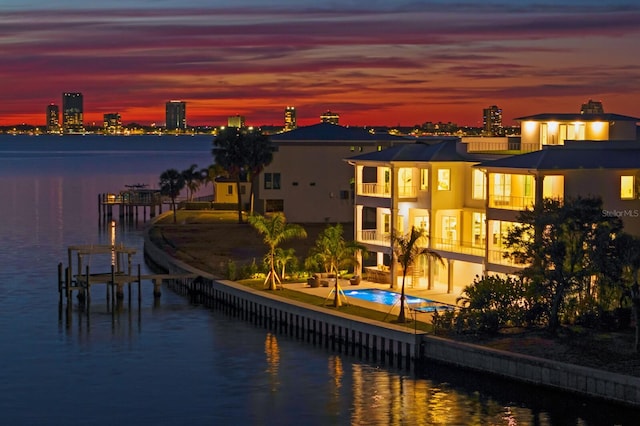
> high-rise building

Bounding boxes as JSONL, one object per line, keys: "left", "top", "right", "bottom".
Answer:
{"left": 46, "top": 103, "right": 59, "bottom": 133}
{"left": 228, "top": 114, "right": 246, "bottom": 128}
{"left": 320, "top": 110, "right": 339, "bottom": 125}
{"left": 482, "top": 105, "right": 503, "bottom": 136}
{"left": 284, "top": 106, "right": 296, "bottom": 131}
{"left": 165, "top": 100, "right": 186, "bottom": 131}
{"left": 581, "top": 99, "right": 604, "bottom": 114}
{"left": 103, "top": 113, "right": 122, "bottom": 134}
{"left": 62, "top": 92, "right": 84, "bottom": 134}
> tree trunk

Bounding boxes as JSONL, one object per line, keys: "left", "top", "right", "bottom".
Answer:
{"left": 548, "top": 282, "right": 566, "bottom": 332}
{"left": 235, "top": 176, "right": 243, "bottom": 223}
{"left": 249, "top": 175, "right": 256, "bottom": 215}
{"left": 398, "top": 273, "right": 407, "bottom": 322}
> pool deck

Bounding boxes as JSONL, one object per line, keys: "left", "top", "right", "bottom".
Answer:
{"left": 283, "top": 278, "right": 459, "bottom": 321}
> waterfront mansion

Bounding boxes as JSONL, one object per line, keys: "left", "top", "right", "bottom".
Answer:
{"left": 254, "top": 112, "right": 640, "bottom": 296}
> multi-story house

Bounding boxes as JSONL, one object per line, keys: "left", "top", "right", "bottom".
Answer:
{"left": 349, "top": 139, "right": 497, "bottom": 293}
{"left": 479, "top": 140, "right": 640, "bottom": 277}
{"left": 348, "top": 111, "right": 640, "bottom": 296}
{"left": 254, "top": 122, "right": 409, "bottom": 223}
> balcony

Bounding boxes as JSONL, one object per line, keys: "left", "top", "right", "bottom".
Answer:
{"left": 488, "top": 249, "right": 527, "bottom": 267}
{"left": 488, "top": 195, "right": 535, "bottom": 210}
{"left": 431, "top": 238, "right": 485, "bottom": 257}
{"left": 397, "top": 184, "right": 417, "bottom": 198}
{"left": 358, "top": 229, "right": 390, "bottom": 246}
{"left": 358, "top": 183, "right": 390, "bottom": 197}
{"left": 357, "top": 183, "right": 417, "bottom": 198}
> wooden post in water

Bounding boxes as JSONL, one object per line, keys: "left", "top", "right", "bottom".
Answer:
{"left": 137, "top": 264, "right": 142, "bottom": 306}
{"left": 153, "top": 279, "right": 162, "bottom": 298}
{"left": 86, "top": 265, "right": 91, "bottom": 304}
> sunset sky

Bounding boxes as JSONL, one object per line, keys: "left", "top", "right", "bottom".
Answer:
{"left": 2, "top": 0, "right": 640, "bottom": 128}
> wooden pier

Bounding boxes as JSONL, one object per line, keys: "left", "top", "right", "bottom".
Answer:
{"left": 98, "top": 183, "right": 164, "bottom": 223}
{"left": 58, "top": 244, "right": 197, "bottom": 306}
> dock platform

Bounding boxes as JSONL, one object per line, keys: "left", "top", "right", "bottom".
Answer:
{"left": 58, "top": 244, "right": 197, "bottom": 305}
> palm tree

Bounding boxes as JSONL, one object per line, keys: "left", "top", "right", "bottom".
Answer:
{"left": 213, "top": 127, "right": 249, "bottom": 223}
{"left": 181, "top": 163, "right": 201, "bottom": 201}
{"left": 245, "top": 132, "right": 275, "bottom": 214}
{"left": 159, "top": 168, "right": 185, "bottom": 223}
{"left": 306, "top": 224, "right": 367, "bottom": 307}
{"left": 392, "top": 226, "right": 442, "bottom": 322}
{"left": 273, "top": 247, "right": 297, "bottom": 281}
{"left": 248, "top": 213, "right": 307, "bottom": 291}
{"left": 212, "top": 127, "right": 274, "bottom": 222}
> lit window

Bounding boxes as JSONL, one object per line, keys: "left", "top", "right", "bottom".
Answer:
{"left": 621, "top": 176, "right": 635, "bottom": 200}
{"left": 437, "top": 169, "right": 450, "bottom": 191}
{"left": 472, "top": 169, "right": 486, "bottom": 200}
{"left": 420, "top": 169, "right": 428, "bottom": 190}
{"left": 543, "top": 175, "right": 564, "bottom": 200}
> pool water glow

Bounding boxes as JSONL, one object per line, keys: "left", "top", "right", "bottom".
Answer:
{"left": 343, "top": 289, "right": 453, "bottom": 312}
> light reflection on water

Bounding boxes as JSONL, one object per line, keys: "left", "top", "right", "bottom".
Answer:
{"left": 0, "top": 135, "right": 638, "bottom": 425}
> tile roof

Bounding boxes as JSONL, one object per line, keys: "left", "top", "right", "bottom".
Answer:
{"left": 345, "top": 139, "right": 479, "bottom": 163}
{"left": 476, "top": 143, "right": 640, "bottom": 170}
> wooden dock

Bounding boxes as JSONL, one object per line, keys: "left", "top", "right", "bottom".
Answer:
{"left": 98, "top": 183, "right": 165, "bottom": 223}
{"left": 58, "top": 244, "right": 197, "bottom": 306}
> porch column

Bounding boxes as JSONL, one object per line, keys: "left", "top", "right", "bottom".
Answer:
{"left": 428, "top": 257, "right": 434, "bottom": 290}
{"left": 447, "top": 259, "right": 454, "bottom": 294}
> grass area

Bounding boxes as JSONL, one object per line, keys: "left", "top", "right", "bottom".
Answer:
{"left": 239, "top": 278, "right": 433, "bottom": 333}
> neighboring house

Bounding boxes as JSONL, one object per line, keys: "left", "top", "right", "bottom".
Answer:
{"left": 253, "top": 122, "right": 410, "bottom": 223}
{"left": 213, "top": 176, "right": 250, "bottom": 205}
{"left": 347, "top": 112, "right": 640, "bottom": 296}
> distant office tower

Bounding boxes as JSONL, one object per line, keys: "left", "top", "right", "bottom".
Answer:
{"left": 46, "top": 103, "right": 59, "bottom": 133}
{"left": 482, "top": 105, "right": 503, "bottom": 136}
{"left": 228, "top": 114, "right": 246, "bottom": 128}
{"left": 165, "top": 100, "right": 186, "bottom": 131}
{"left": 320, "top": 110, "right": 339, "bottom": 125}
{"left": 581, "top": 99, "right": 604, "bottom": 114}
{"left": 103, "top": 113, "right": 122, "bottom": 134}
{"left": 284, "top": 106, "right": 297, "bottom": 131}
{"left": 62, "top": 92, "right": 84, "bottom": 133}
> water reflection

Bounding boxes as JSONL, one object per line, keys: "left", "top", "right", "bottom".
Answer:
{"left": 265, "top": 333, "right": 280, "bottom": 392}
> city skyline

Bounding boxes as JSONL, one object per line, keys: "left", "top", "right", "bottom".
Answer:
{"left": 2, "top": 1, "right": 640, "bottom": 127}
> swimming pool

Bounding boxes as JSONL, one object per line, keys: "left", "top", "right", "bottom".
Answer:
{"left": 343, "top": 288, "right": 454, "bottom": 312}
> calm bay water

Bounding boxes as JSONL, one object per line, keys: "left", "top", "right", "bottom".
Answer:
{"left": 0, "top": 134, "right": 638, "bottom": 425}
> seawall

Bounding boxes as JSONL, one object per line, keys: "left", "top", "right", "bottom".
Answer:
{"left": 143, "top": 218, "right": 640, "bottom": 408}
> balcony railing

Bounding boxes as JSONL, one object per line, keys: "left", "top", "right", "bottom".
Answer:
{"left": 397, "top": 184, "right": 417, "bottom": 198}
{"left": 358, "top": 183, "right": 390, "bottom": 197}
{"left": 357, "top": 183, "right": 417, "bottom": 198}
{"left": 488, "top": 249, "right": 528, "bottom": 267}
{"left": 358, "top": 229, "right": 390, "bottom": 245}
{"left": 431, "top": 238, "right": 485, "bottom": 257}
{"left": 488, "top": 195, "right": 535, "bottom": 210}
